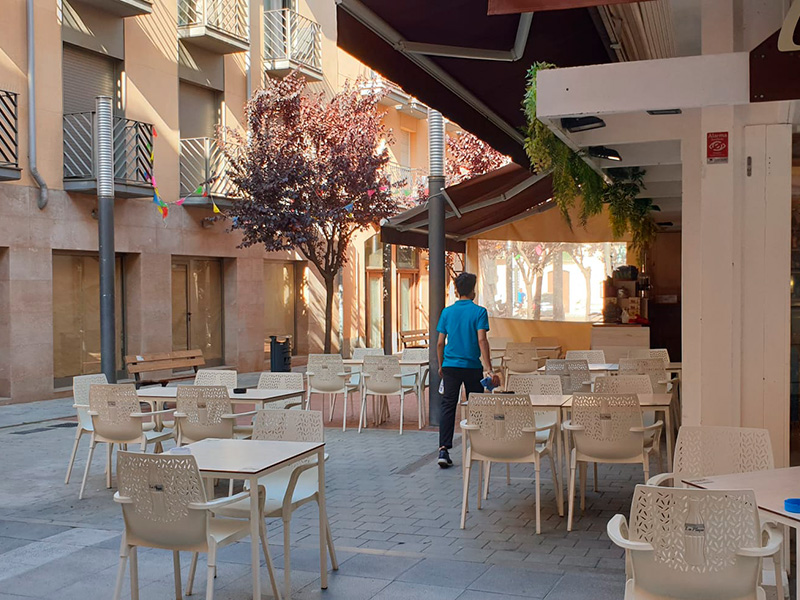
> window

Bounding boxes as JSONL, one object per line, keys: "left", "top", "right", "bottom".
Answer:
{"left": 477, "top": 240, "right": 627, "bottom": 322}
{"left": 264, "top": 261, "right": 297, "bottom": 355}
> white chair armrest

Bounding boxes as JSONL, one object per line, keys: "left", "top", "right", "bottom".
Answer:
{"left": 189, "top": 491, "right": 250, "bottom": 511}
{"left": 607, "top": 514, "right": 654, "bottom": 552}
{"left": 737, "top": 524, "right": 783, "bottom": 558}
{"left": 173, "top": 412, "right": 188, "bottom": 419}
{"left": 562, "top": 420, "right": 584, "bottom": 432}
{"left": 630, "top": 420, "right": 663, "bottom": 434}
{"left": 461, "top": 423, "right": 479, "bottom": 431}
{"left": 305, "top": 371, "right": 315, "bottom": 377}
{"left": 73, "top": 404, "right": 89, "bottom": 409}
{"left": 131, "top": 408, "right": 175, "bottom": 418}
{"left": 522, "top": 424, "right": 556, "bottom": 434}
{"left": 113, "top": 492, "right": 133, "bottom": 504}
{"left": 337, "top": 372, "right": 351, "bottom": 378}
{"left": 647, "top": 472, "right": 674, "bottom": 486}
{"left": 222, "top": 410, "right": 258, "bottom": 419}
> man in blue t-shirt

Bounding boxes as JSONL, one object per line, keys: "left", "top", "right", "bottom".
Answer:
{"left": 435, "top": 272, "right": 492, "bottom": 468}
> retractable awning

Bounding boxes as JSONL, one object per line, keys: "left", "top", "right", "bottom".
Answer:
{"left": 336, "top": 1, "right": 612, "bottom": 166}
{"left": 381, "top": 163, "right": 553, "bottom": 252}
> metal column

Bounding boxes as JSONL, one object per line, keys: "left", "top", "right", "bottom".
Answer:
{"left": 428, "top": 109, "right": 446, "bottom": 426}
{"left": 96, "top": 96, "right": 116, "bottom": 383}
{"left": 382, "top": 242, "right": 393, "bottom": 355}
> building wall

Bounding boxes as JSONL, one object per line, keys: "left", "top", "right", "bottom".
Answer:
{"left": 0, "top": 0, "right": 431, "bottom": 401}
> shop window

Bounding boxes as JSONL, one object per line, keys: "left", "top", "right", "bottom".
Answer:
{"left": 172, "top": 258, "right": 224, "bottom": 365}
{"left": 477, "top": 240, "right": 627, "bottom": 322}
{"left": 264, "top": 261, "right": 297, "bottom": 355}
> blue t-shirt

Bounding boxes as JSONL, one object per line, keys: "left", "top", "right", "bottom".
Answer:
{"left": 437, "top": 299, "right": 490, "bottom": 369}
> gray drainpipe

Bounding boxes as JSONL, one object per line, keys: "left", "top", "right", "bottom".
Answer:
{"left": 27, "top": 0, "right": 49, "bottom": 210}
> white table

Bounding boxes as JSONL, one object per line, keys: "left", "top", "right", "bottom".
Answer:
{"left": 137, "top": 387, "right": 303, "bottom": 408}
{"left": 168, "top": 438, "right": 328, "bottom": 600}
{"left": 685, "top": 467, "right": 800, "bottom": 598}
{"left": 561, "top": 392, "right": 675, "bottom": 471}
{"left": 538, "top": 363, "right": 620, "bottom": 373}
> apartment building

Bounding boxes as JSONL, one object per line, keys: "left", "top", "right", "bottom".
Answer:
{"left": 0, "top": 0, "right": 432, "bottom": 402}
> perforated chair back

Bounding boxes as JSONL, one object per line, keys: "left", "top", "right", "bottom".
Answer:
{"left": 362, "top": 355, "right": 402, "bottom": 395}
{"left": 90, "top": 384, "right": 146, "bottom": 442}
{"left": 73, "top": 373, "right": 108, "bottom": 430}
{"left": 194, "top": 369, "right": 237, "bottom": 388}
{"left": 466, "top": 394, "right": 538, "bottom": 461}
{"left": 306, "top": 354, "right": 347, "bottom": 393}
{"left": 595, "top": 375, "right": 653, "bottom": 394}
{"left": 565, "top": 349, "right": 606, "bottom": 363}
{"left": 571, "top": 393, "right": 645, "bottom": 460}
{"left": 175, "top": 386, "right": 233, "bottom": 443}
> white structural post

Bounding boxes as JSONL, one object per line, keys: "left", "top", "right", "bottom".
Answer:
{"left": 96, "top": 96, "right": 116, "bottom": 383}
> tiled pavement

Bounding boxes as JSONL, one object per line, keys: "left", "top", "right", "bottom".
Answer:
{"left": 0, "top": 394, "right": 783, "bottom": 599}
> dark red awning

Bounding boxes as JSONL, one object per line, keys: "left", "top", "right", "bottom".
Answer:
{"left": 381, "top": 164, "right": 554, "bottom": 252}
{"left": 488, "top": 0, "right": 650, "bottom": 16}
{"left": 336, "top": 2, "right": 612, "bottom": 166}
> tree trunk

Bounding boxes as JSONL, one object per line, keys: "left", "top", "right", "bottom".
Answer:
{"left": 553, "top": 251, "right": 565, "bottom": 321}
{"left": 533, "top": 270, "right": 544, "bottom": 321}
{"left": 583, "top": 268, "right": 592, "bottom": 320}
{"left": 323, "top": 273, "right": 336, "bottom": 354}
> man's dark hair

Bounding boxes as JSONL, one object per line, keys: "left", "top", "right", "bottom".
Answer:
{"left": 455, "top": 272, "right": 477, "bottom": 297}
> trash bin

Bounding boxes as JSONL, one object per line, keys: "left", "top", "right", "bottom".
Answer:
{"left": 269, "top": 335, "right": 291, "bottom": 372}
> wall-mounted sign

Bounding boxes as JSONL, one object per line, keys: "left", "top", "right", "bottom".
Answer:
{"left": 779, "top": 0, "right": 800, "bottom": 52}
{"left": 707, "top": 132, "right": 729, "bottom": 164}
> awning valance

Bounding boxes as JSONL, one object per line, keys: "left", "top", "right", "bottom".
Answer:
{"left": 380, "top": 164, "right": 554, "bottom": 252}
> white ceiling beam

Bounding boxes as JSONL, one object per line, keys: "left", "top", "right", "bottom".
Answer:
{"left": 536, "top": 52, "right": 749, "bottom": 119}
{"left": 569, "top": 112, "right": 693, "bottom": 146}
{"left": 642, "top": 164, "right": 682, "bottom": 182}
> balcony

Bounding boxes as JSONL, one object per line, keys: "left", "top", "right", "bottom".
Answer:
{"left": 263, "top": 9, "right": 322, "bottom": 81}
{"left": 0, "top": 91, "right": 21, "bottom": 181}
{"left": 77, "top": 0, "right": 152, "bottom": 17}
{"left": 386, "top": 162, "right": 428, "bottom": 204}
{"left": 63, "top": 113, "right": 153, "bottom": 198}
{"left": 360, "top": 73, "right": 427, "bottom": 118}
{"left": 179, "top": 137, "right": 238, "bottom": 207}
{"left": 178, "top": 0, "right": 249, "bottom": 54}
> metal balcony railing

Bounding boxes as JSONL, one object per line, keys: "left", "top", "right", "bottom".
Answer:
{"left": 63, "top": 112, "right": 153, "bottom": 189}
{"left": 263, "top": 9, "right": 322, "bottom": 73}
{"left": 178, "top": 0, "right": 249, "bottom": 46}
{"left": 180, "top": 137, "right": 238, "bottom": 200}
{"left": 0, "top": 91, "right": 19, "bottom": 171}
{"left": 386, "top": 162, "right": 428, "bottom": 197}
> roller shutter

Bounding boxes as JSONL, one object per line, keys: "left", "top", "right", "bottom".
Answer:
{"left": 62, "top": 44, "right": 117, "bottom": 114}
{"left": 179, "top": 81, "right": 218, "bottom": 138}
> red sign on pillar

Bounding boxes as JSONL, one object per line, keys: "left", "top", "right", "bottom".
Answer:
{"left": 707, "top": 132, "right": 729, "bottom": 164}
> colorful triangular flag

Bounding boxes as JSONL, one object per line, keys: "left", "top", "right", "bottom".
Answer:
{"left": 367, "top": 189, "right": 375, "bottom": 198}
{"left": 212, "top": 201, "right": 221, "bottom": 214}
{"left": 176, "top": 198, "right": 185, "bottom": 206}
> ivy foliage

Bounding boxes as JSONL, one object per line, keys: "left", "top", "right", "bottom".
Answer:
{"left": 523, "top": 63, "right": 658, "bottom": 260}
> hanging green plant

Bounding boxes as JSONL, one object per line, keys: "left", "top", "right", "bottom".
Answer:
{"left": 523, "top": 63, "right": 658, "bottom": 262}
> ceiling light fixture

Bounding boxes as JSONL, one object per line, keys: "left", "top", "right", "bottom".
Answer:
{"left": 561, "top": 116, "right": 606, "bottom": 133}
{"left": 588, "top": 146, "right": 622, "bottom": 161}
{"left": 647, "top": 109, "right": 682, "bottom": 115}
{"left": 657, "top": 221, "right": 674, "bottom": 227}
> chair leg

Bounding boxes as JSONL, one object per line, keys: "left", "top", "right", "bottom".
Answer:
{"left": 506, "top": 463, "right": 511, "bottom": 485}
{"left": 106, "top": 442, "right": 114, "bottom": 489}
{"left": 358, "top": 393, "right": 368, "bottom": 433}
{"left": 283, "top": 517, "right": 292, "bottom": 600}
{"left": 643, "top": 459, "right": 650, "bottom": 483}
{"left": 130, "top": 546, "right": 140, "bottom": 600}
{"left": 482, "top": 462, "right": 491, "bottom": 500}
{"left": 342, "top": 391, "right": 348, "bottom": 432}
{"left": 593, "top": 462, "right": 598, "bottom": 493}
{"left": 328, "top": 394, "right": 334, "bottom": 422}
{"left": 324, "top": 513, "right": 338, "bottom": 570}
{"left": 477, "top": 461, "right": 483, "bottom": 510}
{"left": 259, "top": 520, "right": 281, "bottom": 600}
{"left": 112, "top": 541, "right": 129, "bottom": 600}
{"left": 399, "top": 394, "right": 404, "bottom": 435}
{"left": 460, "top": 456, "right": 472, "bottom": 529}
{"left": 206, "top": 543, "right": 216, "bottom": 600}
{"left": 65, "top": 428, "right": 83, "bottom": 485}
{"left": 567, "top": 454, "right": 576, "bottom": 532}
{"left": 579, "top": 463, "right": 587, "bottom": 512}
{"left": 534, "top": 462, "right": 541, "bottom": 534}
{"left": 79, "top": 437, "right": 97, "bottom": 500}
{"left": 172, "top": 551, "right": 182, "bottom": 600}
{"left": 227, "top": 479, "right": 234, "bottom": 496}
{"left": 186, "top": 552, "right": 199, "bottom": 596}
{"left": 548, "top": 451, "right": 564, "bottom": 517}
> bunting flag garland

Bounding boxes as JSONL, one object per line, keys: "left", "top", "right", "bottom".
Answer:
{"left": 176, "top": 198, "right": 185, "bottom": 206}
{"left": 212, "top": 201, "right": 221, "bottom": 214}
{"left": 367, "top": 189, "right": 375, "bottom": 198}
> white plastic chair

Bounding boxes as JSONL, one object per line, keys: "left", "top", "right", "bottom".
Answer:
{"left": 565, "top": 349, "right": 606, "bottom": 363}
{"left": 174, "top": 386, "right": 256, "bottom": 446}
{"left": 619, "top": 357, "right": 670, "bottom": 393}
{"left": 629, "top": 347, "right": 671, "bottom": 367}
{"left": 460, "top": 393, "right": 559, "bottom": 533}
{"left": 400, "top": 347, "right": 430, "bottom": 428}
{"left": 358, "top": 355, "right": 416, "bottom": 434}
{"left": 566, "top": 359, "right": 592, "bottom": 393}
{"left": 257, "top": 371, "right": 305, "bottom": 409}
{"left": 112, "top": 451, "right": 280, "bottom": 600}
{"left": 79, "top": 384, "right": 175, "bottom": 500}
{"left": 608, "top": 485, "right": 783, "bottom": 600}
{"left": 503, "top": 347, "right": 543, "bottom": 377}
{"left": 563, "top": 392, "right": 662, "bottom": 531}
{"left": 194, "top": 369, "right": 238, "bottom": 389}
{"left": 305, "top": 354, "right": 358, "bottom": 431}
{"left": 504, "top": 374, "right": 562, "bottom": 439}
{"left": 213, "top": 410, "right": 338, "bottom": 600}
{"left": 595, "top": 375, "right": 663, "bottom": 472}
{"left": 648, "top": 425, "right": 774, "bottom": 488}
{"left": 65, "top": 373, "right": 108, "bottom": 485}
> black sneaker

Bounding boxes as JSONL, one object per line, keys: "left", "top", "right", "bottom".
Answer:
{"left": 437, "top": 448, "right": 453, "bottom": 468}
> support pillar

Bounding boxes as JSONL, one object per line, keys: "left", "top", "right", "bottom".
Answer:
{"left": 96, "top": 96, "right": 116, "bottom": 383}
{"left": 428, "top": 109, "right": 446, "bottom": 427}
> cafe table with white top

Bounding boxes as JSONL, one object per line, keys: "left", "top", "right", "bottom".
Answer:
{"left": 167, "top": 438, "right": 330, "bottom": 600}
{"left": 684, "top": 466, "right": 800, "bottom": 598}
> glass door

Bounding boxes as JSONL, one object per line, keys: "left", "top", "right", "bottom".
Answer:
{"left": 172, "top": 258, "right": 224, "bottom": 365}
{"left": 367, "top": 272, "right": 383, "bottom": 348}
{"left": 264, "top": 261, "right": 297, "bottom": 356}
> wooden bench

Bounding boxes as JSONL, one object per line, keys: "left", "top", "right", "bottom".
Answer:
{"left": 125, "top": 349, "right": 205, "bottom": 389}
{"left": 399, "top": 329, "right": 430, "bottom": 349}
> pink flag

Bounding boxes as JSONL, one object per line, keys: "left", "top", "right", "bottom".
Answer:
{"left": 367, "top": 189, "right": 375, "bottom": 198}
{"left": 176, "top": 198, "right": 186, "bottom": 206}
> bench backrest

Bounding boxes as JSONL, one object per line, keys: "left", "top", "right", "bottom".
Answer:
{"left": 399, "top": 329, "right": 429, "bottom": 348}
{"left": 125, "top": 349, "right": 205, "bottom": 375}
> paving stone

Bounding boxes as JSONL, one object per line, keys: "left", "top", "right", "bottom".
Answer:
{"left": 395, "top": 558, "right": 490, "bottom": 589}
{"left": 371, "top": 581, "right": 463, "bottom": 600}
{"left": 469, "top": 565, "right": 563, "bottom": 598}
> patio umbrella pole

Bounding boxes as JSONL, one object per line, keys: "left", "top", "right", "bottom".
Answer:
{"left": 96, "top": 96, "right": 116, "bottom": 383}
{"left": 428, "top": 109, "right": 446, "bottom": 426}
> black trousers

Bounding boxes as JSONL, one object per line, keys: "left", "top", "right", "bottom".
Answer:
{"left": 439, "top": 367, "right": 484, "bottom": 449}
